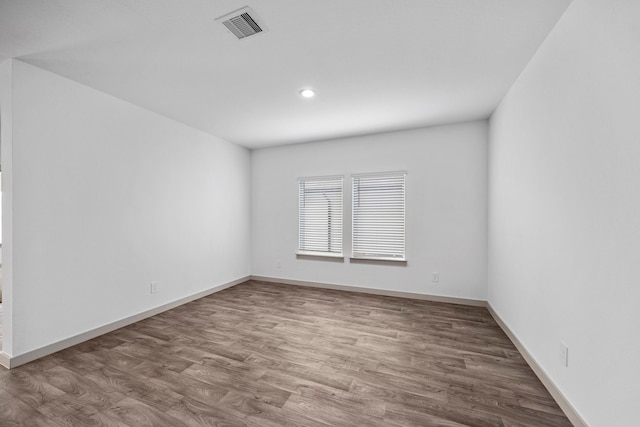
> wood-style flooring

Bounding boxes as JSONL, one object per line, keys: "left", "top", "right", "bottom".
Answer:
{"left": 0, "top": 280, "right": 572, "bottom": 426}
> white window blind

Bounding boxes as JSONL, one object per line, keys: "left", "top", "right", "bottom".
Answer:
{"left": 298, "top": 176, "right": 343, "bottom": 256}
{"left": 352, "top": 171, "right": 406, "bottom": 260}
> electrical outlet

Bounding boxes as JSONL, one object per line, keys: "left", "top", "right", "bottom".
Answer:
{"left": 560, "top": 342, "right": 569, "bottom": 367}
{"left": 150, "top": 282, "right": 159, "bottom": 294}
{"left": 432, "top": 272, "right": 439, "bottom": 282}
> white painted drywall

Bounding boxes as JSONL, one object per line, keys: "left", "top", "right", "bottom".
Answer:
{"left": 0, "top": 59, "right": 14, "bottom": 355}
{"left": 488, "top": 0, "right": 640, "bottom": 425}
{"left": 8, "top": 60, "right": 251, "bottom": 357}
{"left": 252, "top": 122, "right": 488, "bottom": 300}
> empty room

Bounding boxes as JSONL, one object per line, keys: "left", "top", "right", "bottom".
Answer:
{"left": 0, "top": 0, "right": 638, "bottom": 426}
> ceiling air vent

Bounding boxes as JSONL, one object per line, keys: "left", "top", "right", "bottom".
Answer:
{"left": 216, "top": 6, "right": 267, "bottom": 40}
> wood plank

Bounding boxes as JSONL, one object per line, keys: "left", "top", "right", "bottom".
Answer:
{"left": 0, "top": 280, "right": 572, "bottom": 426}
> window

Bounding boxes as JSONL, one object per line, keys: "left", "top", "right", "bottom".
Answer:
{"left": 352, "top": 171, "right": 406, "bottom": 261}
{"left": 298, "top": 176, "right": 343, "bottom": 257}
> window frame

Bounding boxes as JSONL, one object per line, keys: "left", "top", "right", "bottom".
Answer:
{"left": 351, "top": 171, "right": 406, "bottom": 262}
{"left": 297, "top": 175, "right": 344, "bottom": 258}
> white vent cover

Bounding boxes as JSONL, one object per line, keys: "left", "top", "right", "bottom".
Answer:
{"left": 216, "top": 6, "right": 267, "bottom": 40}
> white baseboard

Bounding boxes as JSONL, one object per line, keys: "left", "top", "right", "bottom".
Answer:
{"left": 250, "top": 275, "right": 487, "bottom": 307}
{"left": 2, "top": 276, "right": 250, "bottom": 369}
{"left": 487, "top": 303, "right": 588, "bottom": 427}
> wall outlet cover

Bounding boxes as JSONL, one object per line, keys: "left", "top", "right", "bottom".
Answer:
{"left": 561, "top": 342, "right": 569, "bottom": 367}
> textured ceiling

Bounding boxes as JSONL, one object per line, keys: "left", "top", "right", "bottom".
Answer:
{"left": 0, "top": 0, "right": 571, "bottom": 148}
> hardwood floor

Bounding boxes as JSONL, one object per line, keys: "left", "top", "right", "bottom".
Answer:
{"left": 0, "top": 280, "right": 572, "bottom": 426}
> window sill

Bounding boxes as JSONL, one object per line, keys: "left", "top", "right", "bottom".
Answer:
{"left": 349, "top": 257, "right": 407, "bottom": 266}
{"left": 296, "top": 252, "right": 345, "bottom": 262}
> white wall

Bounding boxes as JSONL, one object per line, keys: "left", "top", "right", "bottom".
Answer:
{"left": 488, "top": 1, "right": 640, "bottom": 425}
{"left": 252, "top": 121, "right": 488, "bottom": 300}
{"left": 0, "top": 59, "right": 14, "bottom": 355}
{"left": 6, "top": 60, "right": 251, "bottom": 357}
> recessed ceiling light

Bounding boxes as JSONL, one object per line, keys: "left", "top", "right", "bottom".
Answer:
{"left": 299, "top": 88, "right": 316, "bottom": 98}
